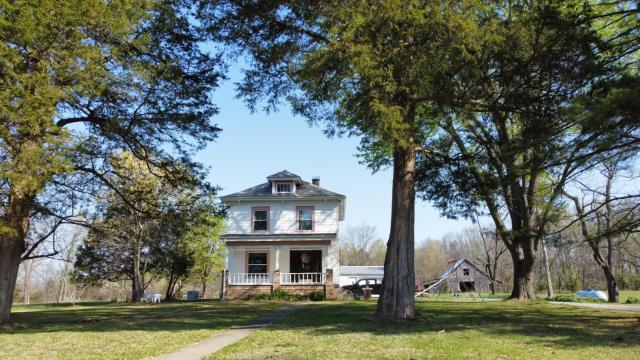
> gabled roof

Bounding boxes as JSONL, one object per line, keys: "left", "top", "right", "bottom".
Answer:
{"left": 221, "top": 170, "right": 345, "bottom": 201}
{"left": 221, "top": 181, "right": 344, "bottom": 200}
{"left": 438, "top": 258, "right": 490, "bottom": 280}
{"left": 340, "top": 266, "right": 384, "bottom": 276}
{"left": 266, "top": 170, "right": 302, "bottom": 184}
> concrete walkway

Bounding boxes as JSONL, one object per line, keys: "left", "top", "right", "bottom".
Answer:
{"left": 156, "top": 304, "right": 303, "bottom": 360}
{"left": 550, "top": 301, "right": 640, "bottom": 313}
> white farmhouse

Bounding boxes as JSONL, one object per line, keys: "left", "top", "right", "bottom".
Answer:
{"left": 220, "top": 170, "right": 345, "bottom": 299}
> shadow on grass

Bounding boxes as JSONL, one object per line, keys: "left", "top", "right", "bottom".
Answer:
{"left": 267, "top": 300, "right": 640, "bottom": 351}
{"left": 5, "top": 300, "right": 283, "bottom": 334}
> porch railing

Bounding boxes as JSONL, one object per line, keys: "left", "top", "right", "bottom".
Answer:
{"left": 229, "top": 273, "right": 273, "bottom": 285}
{"left": 281, "top": 272, "right": 326, "bottom": 285}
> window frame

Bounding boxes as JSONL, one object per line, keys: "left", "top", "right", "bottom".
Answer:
{"left": 296, "top": 206, "right": 315, "bottom": 231}
{"left": 275, "top": 182, "right": 293, "bottom": 193}
{"left": 245, "top": 251, "right": 270, "bottom": 274}
{"left": 251, "top": 206, "right": 270, "bottom": 232}
{"left": 463, "top": 268, "right": 470, "bottom": 276}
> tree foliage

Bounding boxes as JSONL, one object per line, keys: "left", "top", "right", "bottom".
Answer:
{"left": 73, "top": 153, "right": 224, "bottom": 301}
{"left": 414, "top": 1, "right": 640, "bottom": 299}
{"left": 0, "top": 0, "right": 221, "bottom": 323}
{"left": 200, "top": 0, "right": 486, "bottom": 320}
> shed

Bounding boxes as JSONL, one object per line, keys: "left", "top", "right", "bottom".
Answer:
{"left": 339, "top": 266, "right": 384, "bottom": 286}
{"left": 420, "top": 258, "right": 494, "bottom": 295}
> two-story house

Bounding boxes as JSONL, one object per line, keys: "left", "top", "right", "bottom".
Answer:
{"left": 220, "top": 170, "right": 345, "bottom": 300}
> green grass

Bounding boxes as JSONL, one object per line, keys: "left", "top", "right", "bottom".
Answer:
{"left": 210, "top": 300, "right": 640, "bottom": 360}
{"left": 1, "top": 300, "right": 285, "bottom": 360}
{"left": 620, "top": 291, "right": 640, "bottom": 303}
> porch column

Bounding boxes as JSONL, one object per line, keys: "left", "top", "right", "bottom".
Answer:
{"left": 325, "top": 268, "right": 335, "bottom": 300}
{"left": 275, "top": 245, "right": 280, "bottom": 271}
{"left": 273, "top": 269, "right": 280, "bottom": 291}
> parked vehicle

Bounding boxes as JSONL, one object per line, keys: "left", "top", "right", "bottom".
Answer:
{"left": 341, "top": 279, "right": 382, "bottom": 299}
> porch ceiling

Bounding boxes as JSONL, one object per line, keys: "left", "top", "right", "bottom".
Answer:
{"left": 222, "top": 233, "right": 337, "bottom": 241}
{"left": 225, "top": 240, "right": 331, "bottom": 246}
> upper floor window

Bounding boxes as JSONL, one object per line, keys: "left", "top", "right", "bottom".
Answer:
{"left": 297, "top": 206, "right": 314, "bottom": 231}
{"left": 463, "top": 268, "right": 470, "bottom": 276}
{"left": 252, "top": 207, "right": 268, "bottom": 231}
{"left": 276, "top": 182, "right": 292, "bottom": 193}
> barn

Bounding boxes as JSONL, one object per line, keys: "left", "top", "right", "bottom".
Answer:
{"left": 421, "top": 258, "right": 494, "bottom": 294}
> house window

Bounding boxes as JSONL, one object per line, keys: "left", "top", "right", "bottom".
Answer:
{"left": 276, "top": 182, "right": 292, "bottom": 193}
{"left": 297, "top": 207, "right": 313, "bottom": 231}
{"left": 463, "top": 268, "right": 470, "bottom": 276}
{"left": 247, "top": 252, "right": 268, "bottom": 274}
{"left": 252, "top": 208, "right": 268, "bottom": 231}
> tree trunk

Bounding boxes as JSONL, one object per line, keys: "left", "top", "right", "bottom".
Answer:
{"left": 541, "top": 238, "right": 554, "bottom": 298}
{"left": 508, "top": 243, "right": 536, "bottom": 300}
{"left": 165, "top": 271, "right": 176, "bottom": 301}
{"left": 201, "top": 281, "right": 207, "bottom": 297}
{"left": 131, "top": 245, "right": 144, "bottom": 302}
{"left": 375, "top": 145, "right": 416, "bottom": 320}
{"left": 0, "top": 193, "right": 33, "bottom": 324}
{"left": 602, "top": 265, "right": 619, "bottom": 303}
{"left": 22, "top": 260, "right": 31, "bottom": 304}
{"left": 0, "top": 235, "right": 25, "bottom": 324}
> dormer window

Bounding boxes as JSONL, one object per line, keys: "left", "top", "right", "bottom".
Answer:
{"left": 276, "top": 182, "right": 292, "bottom": 193}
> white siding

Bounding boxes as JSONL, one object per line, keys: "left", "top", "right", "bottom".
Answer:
{"left": 225, "top": 201, "right": 340, "bottom": 234}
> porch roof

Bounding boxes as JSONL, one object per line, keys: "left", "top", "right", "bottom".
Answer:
{"left": 222, "top": 233, "right": 337, "bottom": 241}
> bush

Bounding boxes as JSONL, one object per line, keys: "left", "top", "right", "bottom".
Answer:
{"left": 251, "top": 293, "right": 272, "bottom": 301}
{"left": 251, "top": 289, "right": 308, "bottom": 301}
{"left": 625, "top": 297, "right": 640, "bottom": 304}
{"left": 308, "top": 291, "right": 325, "bottom": 301}
{"left": 546, "top": 294, "right": 607, "bottom": 303}
{"left": 547, "top": 294, "right": 580, "bottom": 302}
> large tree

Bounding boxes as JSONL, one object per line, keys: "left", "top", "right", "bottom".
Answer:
{"left": 0, "top": 0, "right": 220, "bottom": 323}
{"left": 201, "top": 0, "right": 485, "bottom": 320}
{"left": 415, "top": 1, "right": 640, "bottom": 299}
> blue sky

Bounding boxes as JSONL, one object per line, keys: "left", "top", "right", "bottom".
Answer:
{"left": 195, "top": 63, "right": 471, "bottom": 242}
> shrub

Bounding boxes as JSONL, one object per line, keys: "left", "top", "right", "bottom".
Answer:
{"left": 308, "top": 291, "right": 325, "bottom": 301}
{"left": 251, "top": 289, "right": 308, "bottom": 301}
{"left": 547, "top": 294, "right": 580, "bottom": 302}
{"left": 625, "top": 297, "right": 640, "bottom": 304}
{"left": 546, "top": 294, "right": 607, "bottom": 303}
{"left": 251, "top": 293, "right": 272, "bottom": 301}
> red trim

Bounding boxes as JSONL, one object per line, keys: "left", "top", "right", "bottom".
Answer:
{"left": 296, "top": 206, "right": 315, "bottom": 232}
{"left": 251, "top": 206, "right": 270, "bottom": 233}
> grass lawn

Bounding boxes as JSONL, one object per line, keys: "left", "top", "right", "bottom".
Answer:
{"left": 211, "top": 300, "right": 640, "bottom": 360}
{"left": 433, "top": 290, "right": 640, "bottom": 303}
{"left": 1, "top": 300, "right": 285, "bottom": 360}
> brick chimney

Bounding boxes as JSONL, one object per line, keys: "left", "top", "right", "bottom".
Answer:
{"left": 311, "top": 177, "right": 320, "bottom": 186}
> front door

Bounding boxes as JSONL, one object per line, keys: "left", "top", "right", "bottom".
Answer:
{"left": 290, "top": 250, "right": 322, "bottom": 273}
{"left": 289, "top": 250, "right": 322, "bottom": 283}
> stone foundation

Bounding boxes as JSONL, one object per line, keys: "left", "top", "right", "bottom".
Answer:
{"left": 279, "top": 285, "right": 325, "bottom": 296}
{"left": 226, "top": 285, "right": 273, "bottom": 300}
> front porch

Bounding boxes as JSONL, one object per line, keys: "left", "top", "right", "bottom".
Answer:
{"left": 223, "top": 269, "right": 334, "bottom": 300}
{"left": 223, "top": 246, "right": 338, "bottom": 300}
{"left": 229, "top": 272, "right": 327, "bottom": 285}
